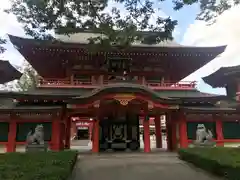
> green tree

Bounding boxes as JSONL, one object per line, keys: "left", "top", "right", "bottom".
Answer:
{"left": 1, "top": 62, "right": 38, "bottom": 92}
{"left": 5, "top": 0, "right": 240, "bottom": 50}
{"left": 15, "top": 62, "right": 39, "bottom": 91}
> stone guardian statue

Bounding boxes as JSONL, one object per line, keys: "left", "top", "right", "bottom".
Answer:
{"left": 193, "top": 124, "right": 215, "bottom": 147}
{"left": 26, "top": 124, "right": 48, "bottom": 152}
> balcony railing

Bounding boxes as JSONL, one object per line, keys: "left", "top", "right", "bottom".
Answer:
{"left": 38, "top": 78, "right": 197, "bottom": 90}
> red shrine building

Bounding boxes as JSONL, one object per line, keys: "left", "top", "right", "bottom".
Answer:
{"left": 0, "top": 32, "right": 239, "bottom": 153}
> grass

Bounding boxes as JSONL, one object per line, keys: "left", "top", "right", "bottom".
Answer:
{"left": 0, "top": 150, "right": 78, "bottom": 180}
{"left": 178, "top": 147, "right": 240, "bottom": 180}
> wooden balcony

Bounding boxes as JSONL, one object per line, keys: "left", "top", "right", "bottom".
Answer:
{"left": 38, "top": 78, "right": 197, "bottom": 90}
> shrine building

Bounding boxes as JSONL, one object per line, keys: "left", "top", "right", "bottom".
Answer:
{"left": 0, "top": 32, "right": 239, "bottom": 153}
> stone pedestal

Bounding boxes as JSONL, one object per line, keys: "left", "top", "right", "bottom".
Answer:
{"left": 193, "top": 141, "right": 216, "bottom": 147}
{"left": 26, "top": 143, "right": 48, "bottom": 152}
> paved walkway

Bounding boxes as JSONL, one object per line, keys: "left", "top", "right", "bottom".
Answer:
{"left": 71, "top": 153, "right": 220, "bottom": 180}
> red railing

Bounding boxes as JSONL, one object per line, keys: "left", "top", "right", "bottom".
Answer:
{"left": 145, "top": 82, "right": 196, "bottom": 89}
{"left": 38, "top": 78, "right": 196, "bottom": 90}
{"left": 38, "top": 79, "right": 98, "bottom": 88}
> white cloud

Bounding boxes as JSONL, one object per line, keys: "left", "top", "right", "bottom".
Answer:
{"left": 0, "top": 0, "right": 25, "bottom": 36}
{"left": 0, "top": 0, "right": 25, "bottom": 66}
{"left": 182, "top": 5, "right": 240, "bottom": 94}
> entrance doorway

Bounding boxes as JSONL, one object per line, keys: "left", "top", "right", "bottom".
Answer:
{"left": 69, "top": 117, "right": 93, "bottom": 151}
{"left": 77, "top": 128, "right": 89, "bottom": 140}
{"left": 99, "top": 113, "right": 140, "bottom": 152}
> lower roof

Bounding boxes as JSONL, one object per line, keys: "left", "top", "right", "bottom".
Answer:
{"left": 0, "top": 105, "right": 62, "bottom": 112}
{"left": 0, "top": 86, "right": 223, "bottom": 98}
{"left": 0, "top": 97, "right": 238, "bottom": 113}
{"left": 0, "top": 104, "right": 237, "bottom": 113}
{"left": 202, "top": 65, "right": 240, "bottom": 88}
{"left": 180, "top": 106, "right": 237, "bottom": 113}
{"left": 0, "top": 86, "right": 227, "bottom": 107}
{"left": 0, "top": 83, "right": 238, "bottom": 112}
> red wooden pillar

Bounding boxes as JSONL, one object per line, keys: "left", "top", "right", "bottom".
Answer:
{"left": 216, "top": 117, "right": 224, "bottom": 146}
{"left": 170, "top": 113, "right": 177, "bottom": 151}
{"left": 65, "top": 117, "right": 71, "bottom": 149}
{"left": 7, "top": 120, "right": 17, "bottom": 152}
{"left": 179, "top": 113, "right": 188, "bottom": 148}
{"left": 89, "top": 122, "right": 93, "bottom": 141}
{"left": 92, "top": 119, "right": 100, "bottom": 153}
{"left": 143, "top": 116, "right": 151, "bottom": 153}
{"left": 166, "top": 114, "right": 173, "bottom": 151}
{"left": 51, "top": 120, "right": 61, "bottom": 151}
{"left": 59, "top": 122, "right": 65, "bottom": 149}
{"left": 71, "top": 121, "right": 77, "bottom": 139}
{"left": 171, "top": 121, "right": 177, "bottom": 151}
{"left": 154, "top": 116, "right": 162, "bottom": 148}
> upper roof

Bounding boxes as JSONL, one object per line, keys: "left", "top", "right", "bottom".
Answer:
{"left": 56, "top": 32, "right": 182, "bottom": 47}
{"left": 203, "top": 65, "right": 240, "bottom": 88}
{"left": 9, "top": 34, "right": 226, "bottom": 80}
{"left": 0, "top": 60, "right": 22, "bottom": 84}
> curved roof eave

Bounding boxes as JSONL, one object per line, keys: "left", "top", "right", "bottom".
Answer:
{"left": 68, "top": 83, "right": 180, "bottom": 104}
{"left": 0, "top": 83, "right": 180, "bottom": 104}
{"left": 8, "top": 34, "right": 227, "bottom": 53}
{"left": 202, "top": 65, "right": 240, "bottom": 88}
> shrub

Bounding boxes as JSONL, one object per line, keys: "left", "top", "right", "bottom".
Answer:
{"left": 178, "top": 148, "right": 240, "bottom": 180}
{"left": 0, "top": 150, "right": 78, "bottom": 180}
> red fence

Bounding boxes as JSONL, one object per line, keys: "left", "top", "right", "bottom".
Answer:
{"left": 38, "top": 78, "right": 197, "bottom": 90}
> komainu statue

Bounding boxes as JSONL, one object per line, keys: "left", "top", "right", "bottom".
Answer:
{"left": 26, "top": 124, "right": 44, "bottom": 145}
{"left": 193, "top": 124, "right": 215, "bottom": 147}
{"left": 26, "top": 124, "right": 48, "bottom": 152}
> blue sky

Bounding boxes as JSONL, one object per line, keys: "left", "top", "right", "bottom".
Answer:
{"left": 156, "top": 1, "right": 199, "bottom": 43}
{"left": 0, "top": 0, "right": 240, "bottom": 94}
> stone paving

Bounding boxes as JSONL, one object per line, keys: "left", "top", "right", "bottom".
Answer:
{"left": 71, "top": 153, "right": 221, "bottom": 180}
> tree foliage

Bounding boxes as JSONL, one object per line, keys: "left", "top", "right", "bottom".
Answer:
{"left": 0, "top": 38, "right": 6, "bottom": 54}
{"left": 0, "top": 62, "right": 38, "bottom": 92}
{"left": 174, "top": 0, "right": 240, "bottom": 22}
{"left": 15, "top": 62, "right": 39, "bottom": 91}
{"left": 5, "top": 0, "right": 240, "bottom": 50}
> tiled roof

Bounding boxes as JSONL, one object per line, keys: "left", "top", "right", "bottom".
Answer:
{"left": 203, "top": 65, "right": 240, "bottom": 87}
